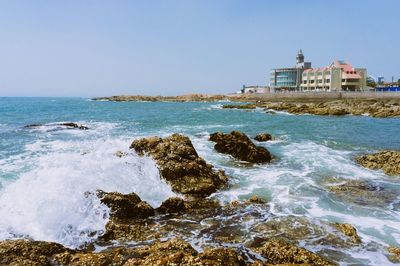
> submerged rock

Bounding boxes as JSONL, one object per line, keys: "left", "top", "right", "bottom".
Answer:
{"left": 254, "top": 133, "right": 273, "bottom": 142}
{"left": 209, "top": 131, "right": 272, "bottom": 163}
{"left": 252, "top": 238, "right": 336, "bottom": 266}
{"left": 327, "top": 180, "right": 397, "bottom": 207}
{"left": 130, "top": 134, "right": 228, "bottom": 196}
{"left": 24, "top": 122, "right": 89, "bottom": 130}
{"left": 332, "top": 223, "right": 361, "bottom": 244}
{"left": 96, "top": 190, "right": 154, "bottom": 220}
{"left": 356, "top": 150, "right": 400, "bottom": 176}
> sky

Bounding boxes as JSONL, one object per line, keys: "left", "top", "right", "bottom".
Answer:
{"left": 0, "top": 0, "right": 399, "bottom": 97}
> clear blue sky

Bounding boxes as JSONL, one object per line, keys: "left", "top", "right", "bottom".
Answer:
{"left": 0, "top": 0, "right": 398, "bottom": 97}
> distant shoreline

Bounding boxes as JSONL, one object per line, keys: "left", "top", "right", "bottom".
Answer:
{"left": 93, "top": 91, "right": 400, "bottom": 104}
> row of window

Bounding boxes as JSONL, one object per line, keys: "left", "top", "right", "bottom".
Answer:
{"left": 303, "top": 79, "right": 330, "bottom": 84}
{"left": 303, "top": 72, "right": 331, "bottom": 76}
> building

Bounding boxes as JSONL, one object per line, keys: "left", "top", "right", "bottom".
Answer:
{"left": 300, "top": 60, "right": 367, "bottom": 91}
{"left": 270, "top": 50, "right": 312, "bottom": 91}
{"left": 240, "top": 85, "right": 270, "bottom": 94}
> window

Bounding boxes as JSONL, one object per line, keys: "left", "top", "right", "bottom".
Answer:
{"left": 318, "top": 80, "right": 323, "bottom": 83}
{"left": 325, "top": 79, "right": 330, "bottom": 83}
{"left": 342, "top": 79, "right": 345, "bottom": 82}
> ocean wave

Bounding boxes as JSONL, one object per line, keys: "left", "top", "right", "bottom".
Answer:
{"left": 0, "top": 137, "right": 175, "bottom": 248}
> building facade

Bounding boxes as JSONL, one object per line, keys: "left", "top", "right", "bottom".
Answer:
{"left": 300, "top": 60, "right": 367, "bottom": 91}
{"left": 270, "top": 50, "right": 311, "bottom": 91}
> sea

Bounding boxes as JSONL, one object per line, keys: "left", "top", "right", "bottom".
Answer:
{"left": 0, "top": 97, "right": 399, "bottom": 265}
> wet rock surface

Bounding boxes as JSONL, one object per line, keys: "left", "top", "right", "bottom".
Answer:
{"left": 387, "top": 246, "right": 400, "bottom": 263}
{"left": 0, "top": 238, "right": 249, "bottom": 266}
{"left": 130, "top": 134, "right": 228, "bottom": 196}
{"left": 251, "top": 238, "right": 336, "bottom": 266}
{"left": 356, "top": 150, "right": 400, "bottom": 176}
{"left": 327, "top": 180, "right": 397, "bottom": 207}
{"left": 24, "top": 122, "right": 89, "bottom": 130}
{"left": 332, "top": 223, "right": 361, "bottom": 244}
{"left": 209, "top": 131, "right": 272, "bottom": 163}
{"left": 96, "top": 190, "right": 154, "bottom": 220}
{"left": 254, "top": 133, "right": 273, "bottom": 142}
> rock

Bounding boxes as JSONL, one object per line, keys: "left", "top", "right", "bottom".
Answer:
{"left": 332, "top": 223, "right": 361, "bottom": 244}
{"left": 223, "top": 104, "right": 257, "bottom": 109}
{"left": 327, "top": 180, "right": 397, "bottom": 207}
{"left": 157, "top": 197, "right": 187, "bottom": 214}
{"left": 252, "top": 238, "right": 336, "bottom": 266}
{"left": 96, "top": 190, "right": 154, "bottom": 220}
{"left": 114, "top": 151, "right": 127, "bottom": 157}
{"left": 0, "top": 239, "right": 69, "bottom": 266}
{"left": 387, "top": 246, "right": 400, "bottom": 263}
{"left": 130, "top": 134, "right": 228, "bottom": 196}
{"left": 209, "top": 131, "right": 272, "bottom": 163}
{"left": 24, "top": 122, "right": 89, "bottom": 130}
{"left": 123, "top": 238, "right": 246, "bottom": 266}
{"left": 246, "top": 195, "right": 267, "bottom": 204}
{"left": 356, "top": 151, "right": 400, "bottom": 176}
{"left": 254, "top": 133, "right": 273, "bottom": 142}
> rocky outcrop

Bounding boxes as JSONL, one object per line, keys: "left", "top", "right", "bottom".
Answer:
{"left": 130, "top": 134, "right": 228, "bottom": 196}
{"left": 254, "top": 133, "right": 273, "bottom": 142}
{"left": 209, "top": 131, "right": 272, "bottom": 163}
{"left": 0, "top": 238, "right": 246, "bottom": 266}
{"left": 222, "top": 104, "right": 257, "bottom": 109}
{"left": 0, "top": 239, "right": 68, "bottom": 266}
{"left": 252, "top": 238, "right": 336, "bottom": 266}
{"left": 123, "top": 238, "right": 246, "bottom": 266}
{"left": 97, "top": 190, "right": 154, "bottom": 220}
{"left": 356, "top": 150, "right": 400, "bottom": 176}
{"left": 24, "top": 122, "right": 89, "bottom": 130}
{"left": 332, "top": 223, "right": 361, "bottom": 244}
{"left": 93, "top": 94, "right": 229, "bottom": 102}
{"left": 156, "top": 197, "right": 187, "bottom": 214}
{"left": 327, "top": 180, "right": 397, "bottom": 207}
{"left": 260, "top": 99, "right": 400, "bottom": 118}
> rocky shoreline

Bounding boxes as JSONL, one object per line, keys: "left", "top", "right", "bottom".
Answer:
{"left": 93, "top": 93, "right": 400, "bottom": 118}
{"left": 2, "top": 131, "right": 400, "bottom": 265}
{"left": 223, "top": 99, "right": 400, "bottom": 118}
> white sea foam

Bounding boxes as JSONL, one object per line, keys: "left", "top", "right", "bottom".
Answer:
{"left": 0, "top": 132, "right": 175, "bottom": 248}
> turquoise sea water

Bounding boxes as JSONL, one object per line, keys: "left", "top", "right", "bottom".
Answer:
{"left": 1, "top": 97, "right": 400, "bottom": 265}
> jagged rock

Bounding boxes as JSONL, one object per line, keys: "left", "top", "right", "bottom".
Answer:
{"left": 209, "top": 131, "right": 272, "bottom": 163}
{"left": 24, "top": 122, "right": 89, "bottom": 130}
{"left": 254, "top": 133, "right": 273, "bottom": 142}
{"left": 246, "top": 195, "right": 267, "bottom": 204}
{"left": 332, "top": 223, "right": 361, "bottom": 244}
{"left": 252, "top": 238, "right": 336, "bottom": 266}
{"left": 387, "top": 246, "right": 400, "bottom": 263}
{"left": 0, "top": 239, "right": 69, "bottom": 266}
{"left": 130, "top": 134, "right": 228, "bottom": 196}
{"left": 96, "top": 190, "right": 154, "bottom": 220}
{"left": 123, "top": 238, "right": 246, "bottom": 266}
{"left": 327, "top": 180, "right": 397, "bottom": 207}
{"left": 356, "top": 151, "right": 400, "bottom": 176}
{"left": 157, "top": 197, "right": 187, "bottom": 214}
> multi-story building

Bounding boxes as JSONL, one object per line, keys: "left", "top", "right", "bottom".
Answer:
{"left": 300, "top": 60, "right": 367, "bottom": 91}
{"left": 270, "top": 50, "right": 312, "bottom": 91}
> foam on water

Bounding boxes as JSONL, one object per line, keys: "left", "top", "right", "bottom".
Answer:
{"left": 0, "top": 124, "right": 175, "bottom": 248}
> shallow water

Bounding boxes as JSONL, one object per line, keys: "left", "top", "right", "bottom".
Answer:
{"left": 0, "top": 97, "right": 399, "bottom": 265}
